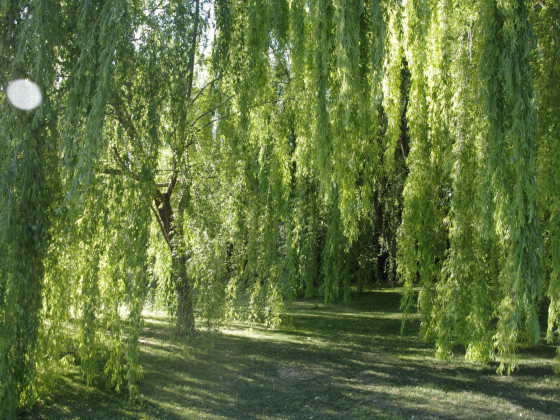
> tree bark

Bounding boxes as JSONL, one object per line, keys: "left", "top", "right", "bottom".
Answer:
{"left": 173, "top": 252, "right": 195, "bottom": 333}
{"left": 153, "top": 189, "right": 196, "bottom": 333}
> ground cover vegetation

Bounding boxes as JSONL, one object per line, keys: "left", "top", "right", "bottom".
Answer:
{"left": 1, "top": 0, "right": 559, "bottom": 417}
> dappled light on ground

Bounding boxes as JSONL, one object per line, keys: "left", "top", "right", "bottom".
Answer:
{"left": 22, "top": 289, "right": 560, "bottom": 419}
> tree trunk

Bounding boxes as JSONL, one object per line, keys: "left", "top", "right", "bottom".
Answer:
{"left": 155, "top": 0, "right": 200, "bottom": 334}
{"left": 173, "top": 252, "right": 195, "bottom": 333}
{"left": 153, "top": 189, "right": 195, "bottom": 333}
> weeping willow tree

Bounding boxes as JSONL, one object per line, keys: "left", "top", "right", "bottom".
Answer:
{"left": 206, "top": 0, "right": 408, "bottom": 319}
{"left": 2, "top": 0, "right": 560, "bottom": 416}
{"left": 398, "top": 0, "right": 452, "bottom": 340}
{"left": 397, "top": 0, "right": 556, "bottom": 374}
{"left": 432, "top": 0, "right": 495, "bottom": 363}
{"left": 533, "top": 0, "right": 560, "bottom": 372}
{"left": 1, "top": 2, "right": 61, "bottom": 415}
{"left": 1, "top": 0, "right": 219, "bottom": 415}
{"left": 200, "top": 0, "right": 559, "bottom": 375}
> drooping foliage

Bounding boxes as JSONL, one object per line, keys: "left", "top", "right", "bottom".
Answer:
{"left": 480, "top": 0, "right": 543, "bottom": 373}
{"left": 209, "top": 0, "right": 558, "bottom": 376}
{"left": 1, "top": 1, "right": 61, "bottom": 414}
{"left": 532, "top": 0, "right": 560, "bottom": 372}
{"left": 432, "top": 0, "right": 495, "bottom": 364}
{"left": 397, "top": 0, "right": 551, "bottom": 373}
{"left": 1, "top": 0, "right": 213, "bottom": 414}
{"left": 398, "top": 0, "right": 452, "bottom": 340}
{"left": 2, "top": 0, "right": 560, "bottom": 416}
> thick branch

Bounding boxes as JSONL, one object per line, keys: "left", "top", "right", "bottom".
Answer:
{"left": 150, "top": 203, "right": 172, "bottom": 250}
{"left": 166, "top": 172, "right": 178, "bottom": 197}
{"left": 154, "top": 189, "right": 174, "bottom": 245}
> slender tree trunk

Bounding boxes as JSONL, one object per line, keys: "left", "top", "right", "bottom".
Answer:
{"left": 173, "top": 252, "right": 195, "bottom": 333}
{"left": 153, "top": 189, "right": 196, "bottom": 333}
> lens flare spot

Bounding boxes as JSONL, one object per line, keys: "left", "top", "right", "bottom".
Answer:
{"left": 6, "top": 79, "right": 43, "bottom": 110}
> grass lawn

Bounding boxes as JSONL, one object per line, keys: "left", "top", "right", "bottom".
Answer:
{"left": 21, "top": 287, "right": 560, "bottom": 419}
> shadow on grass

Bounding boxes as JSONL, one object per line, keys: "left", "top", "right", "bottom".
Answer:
{"left": 21, "top": 289, "right": 560, "bottom": 419}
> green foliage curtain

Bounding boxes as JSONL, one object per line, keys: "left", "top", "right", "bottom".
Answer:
{"left": 2, "top": 0, "right": 560, "bottom": 416}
